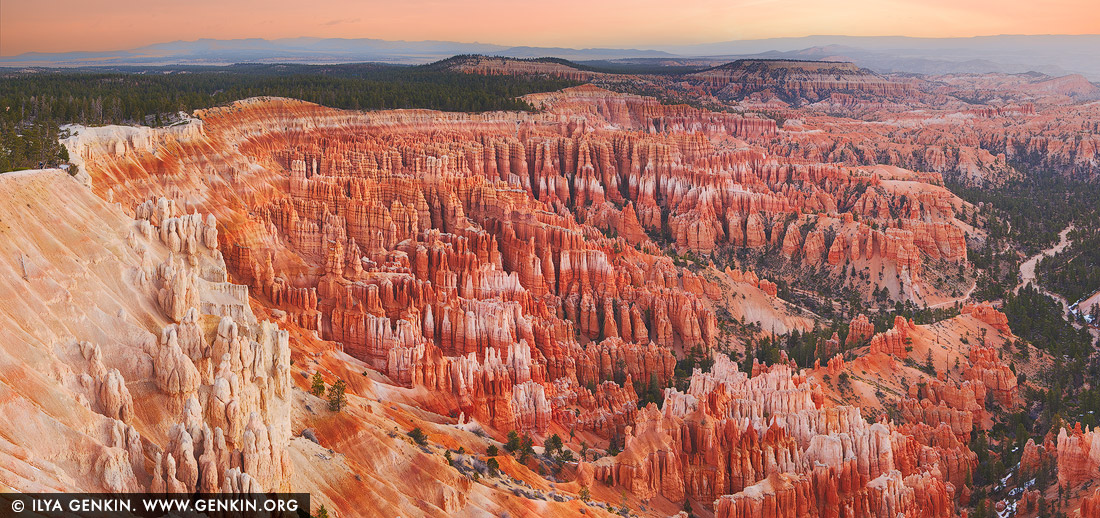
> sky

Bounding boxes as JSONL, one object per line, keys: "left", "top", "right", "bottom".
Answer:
{"left": 2, "top": 0, "right": 1098, "bottom": 56}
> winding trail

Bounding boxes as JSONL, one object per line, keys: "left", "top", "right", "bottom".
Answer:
{"left": 1017, "top": 224, "right": 1074, "bottom": 294}
{"left": 926, "top": 282, "right": 977, "bottom": 310}
{"left": 1016, "top": 224, "right": 1099, "bottom": 339}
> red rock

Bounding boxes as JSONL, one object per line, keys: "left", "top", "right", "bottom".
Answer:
{"left": 745, "top": 214, "right": 767, "bottom": 248}
{"left": 1057, "top": 423, "right": 1100, "bottom": 490}
{"left": 827, "top": 233, "right": 846, "bottom": 265}
{"left": 686, "top": 60, "right": 920, "bottom": 104}
{"left": 587, "top": 354, "right": 957, "bottom": 516}
{"left": 55, "top": 88, "right": 1015, "bottom": 512}
{"left": 1017, "top": 489, "right": 1042, "bottom": 515}
{"left": 869, "top": 316, "right": 914, "bottom": 358}
{"left": 963, "top": 346, "right": 1018, "bottom": 408}
{"left": 961, "top": 303, "right": 1011, "bottom": 335}
{"left": 618, "top": 202, "right": 649, "bottom": 245}
{"left": 1019, "top": 439, "right": 1044, "bottom": 478}
{"left": 826, "top": 354, "right": 845, "bottom": 376}
{"left": 818, "top": 333, "right": 840, "bottom": 360}
{"left": 847, "top": 314, "right": 874, "bottom": 346}
{"left": 780, "top": 222, "right": 802, "bottom": 258}
{"left": 1079, "top": 486, "right": 1100, "bottom": 518}
{"left": 898, "top": 399, "right": 973, "bottom": 439}
{"left": 802, "top": 230, "right": 826, "bottom": 266}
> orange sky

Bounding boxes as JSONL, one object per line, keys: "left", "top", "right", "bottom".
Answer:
{"left": 2, "top": 0, "right": 1098, "bottom": 56}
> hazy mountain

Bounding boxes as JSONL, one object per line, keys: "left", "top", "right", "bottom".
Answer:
{"left": 0, "top": 37, "right": 510, "bottom": 66}
{"left": 658, "top": 35, "right": 1100, "bottom": 79}
{"left": 2, "top": 35, "right": 1097, "bottom": 79}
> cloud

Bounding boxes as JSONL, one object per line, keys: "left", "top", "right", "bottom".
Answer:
{"left": 322, "top": 17, "right": 361, "bottom": 26}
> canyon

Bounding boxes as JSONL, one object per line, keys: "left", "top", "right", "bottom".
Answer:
{"left": 0, "top": 56, "right": 1097, "bottom": 517}
{"left": 451, "top": 57, "right": 1100, "bottom": 182}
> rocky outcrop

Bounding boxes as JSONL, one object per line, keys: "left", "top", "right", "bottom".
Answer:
{"left": 714, "top": 469, "right": 953, "bottom": 518}
{"left": 81, "top": 342, "right": 136, "bottom": 424}
{"left": 961, "top": 303, "right": 1011, "bottom": 335}
{"left": 898, "top": 399, "right": 973, "bottom": 439}
{"left": 1057, "top": 423, "right": 1100, "bottom": 490}
{"left": 1078, "top": 486, "right": 1100, "bottom": 518}
{"left": 963, "top": 346, "right": 1017, "bottom": 408}
{"left": 0, "top": 170, "right": 291, "bottom": 496}
{"left": 142, "top": 200, "right": 293, "bottom": 494}
{"left": 847, "top": 314, "right": 874, "bottom": 346}
{"left": 589, "top": 355, "right": 956, "bottom": 516}
{"left": 1020, "top": 439, "right": 1045, "bottom": 478}
{"left": 153, "top": 326, "right": 202, "bottom": 395}
{"left": 686, "top": 60, "right": 920, "bottom": 105}
{"left": 525, "top": 85, "right": 777, "bottom": 138}
{"left": 869, "top": 316, "right": 914, "bottom": 357}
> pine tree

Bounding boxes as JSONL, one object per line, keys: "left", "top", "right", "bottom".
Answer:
{"left": 486, "top": 457, "right": 500, "bottom": 477}
{"left": 544, "top": 434, "right": 563, "bottom": 456}
{"left": 504, "top": 431, "right": 520, "bottom": 453}
{"left": 326, "top": 379, "right": 347, "bottom": 411}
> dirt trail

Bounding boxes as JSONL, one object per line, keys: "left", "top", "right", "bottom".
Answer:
{"left": 1016, "top": 224, "right": 1099, "bottom": 339}
{"left": 1018, "top": 224, "right": 1074, "bottom": 292}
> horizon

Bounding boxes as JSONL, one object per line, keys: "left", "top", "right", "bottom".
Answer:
{"left": 6, "top": 32, "right": 1100, "bottom": 58}
{"left": 3, "top": 0, "right": 1098, "bottom": 56}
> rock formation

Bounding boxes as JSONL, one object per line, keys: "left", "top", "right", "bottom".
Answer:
{"left": 961, "top": 303, "right": 1011, "bottom": 335}
{"left": 39, "top": 75, "right": 1092, "bottom": 516}
{"left": 1058, "top": 424, "right": 1100, "bottom": 490}
{"left": 590, "top": 355, "right": 956, "bottom": 517}
{"left": 847, "top": 314, "right": 874, "bottom": 346}
{"left": 0, "top": 170, "right": 290, "bottom": 496}
{"left": 685, "top": 60, "right": 920, "bottom": 104}
{"left": 869, "top": 316, "right": 915, "bottom": 357}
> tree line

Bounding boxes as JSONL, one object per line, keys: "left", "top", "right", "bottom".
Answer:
{"left": 0, "top": 62, "right": 580, "bottom": 173}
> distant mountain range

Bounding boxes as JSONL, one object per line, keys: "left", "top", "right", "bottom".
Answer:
{"left": 3, "top": 35, "right": 1098, "bottom": 80}
{"left": 661, "top": 35, "right": 1100, "bottom": 79}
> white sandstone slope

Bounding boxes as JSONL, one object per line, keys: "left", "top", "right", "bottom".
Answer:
{"left": 0, "top": 169, "right": 290, "bottom": 494}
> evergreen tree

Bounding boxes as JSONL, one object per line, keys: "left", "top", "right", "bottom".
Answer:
{"left": 504, "top": 430, "right": 520, "bottom": 453}
{"left": 310, "top": 373, "right": 325, "bottom": 397}
{"left": 326, "top": 379, "right": 347, "bottom": 411}
{"left": 544, "top": 434, "right": 563, "bottom": 456}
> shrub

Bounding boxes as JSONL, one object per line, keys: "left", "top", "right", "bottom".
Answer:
{"left": 310, "top": 373, "right": 325, "bottom": 397}
{"left": 607, "top": 433, "right": 624, "bottom": 456}
{"left": 408, "top": 427, "right": 428, "bottom": 446}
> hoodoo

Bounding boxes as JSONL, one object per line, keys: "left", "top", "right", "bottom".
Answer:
{"left": 1, "top": 27, "right": 1098, "bottom": 518}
